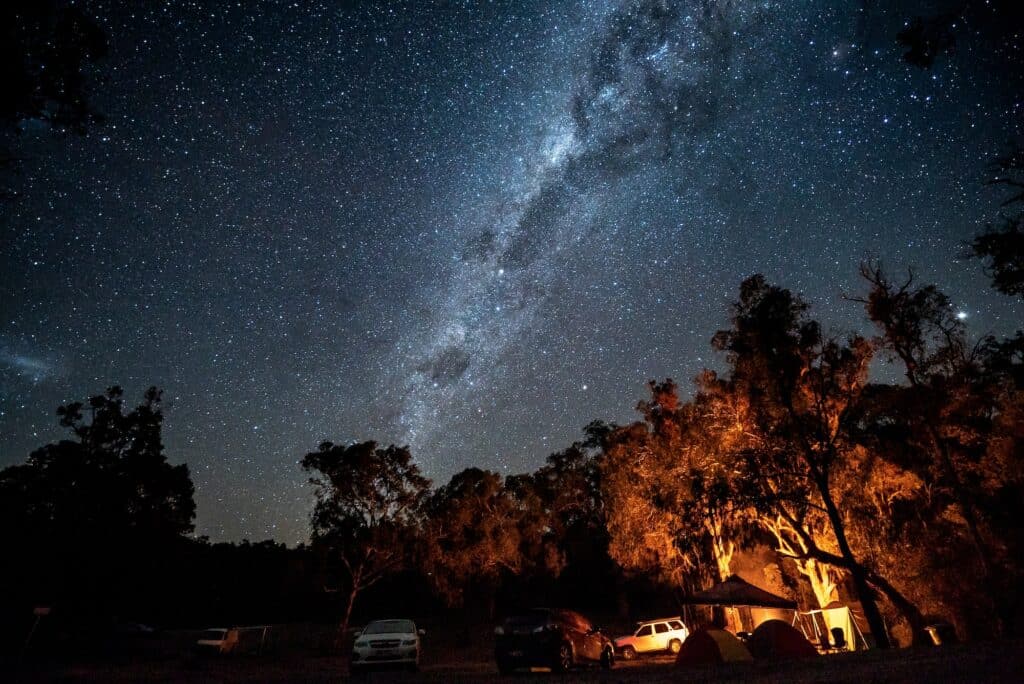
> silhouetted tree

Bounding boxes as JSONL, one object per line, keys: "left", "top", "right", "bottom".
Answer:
{"left": 1, "top": 0, "right": 107, "bottom": 133}
{"left": 971, "top": 144, "right": 1024, "bottom": 297}
{"left": 857, "top": 263, "right": 1024, "bottom": 636}
{"left": 301, "top": 441, "right": 429, "bottom": 646}
{"left": 0, "top": 386, "right": 194, "bottom": 618}
{"left": 529, "top": 422, "right": 612, "bottom": 580}
{"left": 1, "top": 1, "right": 108, "bottom": 199}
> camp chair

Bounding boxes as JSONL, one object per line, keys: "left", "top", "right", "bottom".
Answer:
{"left": 830, "top": 627, "right": 847, "bottom": 651}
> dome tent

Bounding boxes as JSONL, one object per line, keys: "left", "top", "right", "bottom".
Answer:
{"left": 675, "top": 628, "right": 753, "bottom": 667}
{"left": 747, "top": 619, "right": 818, "bottom": 660}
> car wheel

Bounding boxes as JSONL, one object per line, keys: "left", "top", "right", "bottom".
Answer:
{"left": 669, "top": 638, "right": 682, "bottom": 654}
{"left": 600, "top": 646, "right": 615, "bottom": 669}
{"left": 553, "top": 642, "right": 574, "bottom": 672}
{"left": 496, "top": 659, "right": 513, "bottom": 675}
{"left": 620, "top": 645, "right": 637, "bottom": 660}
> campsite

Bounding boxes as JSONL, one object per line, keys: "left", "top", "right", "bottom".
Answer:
{"left": 9, "top": 573, "right": 1022, "bottom": 683}
{"left": 8, "top": 627, "right": 1024, "bottom": 683}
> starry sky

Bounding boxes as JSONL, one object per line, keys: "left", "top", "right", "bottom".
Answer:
{"left": 1, "top": 1, "right": 1021, "bottom": 544}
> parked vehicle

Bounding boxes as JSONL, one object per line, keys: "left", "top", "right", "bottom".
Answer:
{"left": 194, "top": 626, "right": 271, "bottom": 655}
{"left": 350, "top": 619, "right": 424, "bottom": 673}
{"left": 196, "top": 627, "right": 235, "bottom": 653}
{"left": 614, "top": 617, "right": 688, "bottom": 659}
{"left": 494, "top": 608, "right": 614, "bottom": 674}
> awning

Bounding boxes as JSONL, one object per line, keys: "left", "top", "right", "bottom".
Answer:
{"left": 680, "top": 574, "right": 798, "bottom": 609}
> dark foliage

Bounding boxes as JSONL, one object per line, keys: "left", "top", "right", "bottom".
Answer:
{"left": 1, "top": 0, "right": 107, "bottom": 133}
{"left": 971, "top": 145, "right": 1024, "bottom": 296}
{"left": 301, "top": 440, "right": 431, "bottom": 643}
{"left": 897, "top": 1, "right": 1024, "bottom": 72}
{"left": 0, "top": 386, "right": 194, "bottom": 649}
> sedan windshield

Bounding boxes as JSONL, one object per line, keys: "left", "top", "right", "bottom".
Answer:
{"left": 363, "top": 619, "right": 415, "bottom": 635}
{"left": 505, "top": 609, "right": 551, "bottom": 627}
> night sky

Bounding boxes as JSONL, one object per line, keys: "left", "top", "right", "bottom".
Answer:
{"left": 1, "top": 1, "right": 1021, "bottom": 544}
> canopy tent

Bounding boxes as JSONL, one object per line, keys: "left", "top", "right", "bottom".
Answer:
{"left": 681, "top": 574, "right": 798, "bottom": 635}
{"left": 675, "top": 628, "right": 753, "bottom": 667}
{"left": 681, "top": 575, "right": 798, "bottom": 609}
{"left": 794, "top": 602, "right": 869, "bottom": 651}
{"left": 684, "top": 573, "right": 794, "bottom": 610}
{"left": 747, "top": 619, "right": 818, "bottom": 660}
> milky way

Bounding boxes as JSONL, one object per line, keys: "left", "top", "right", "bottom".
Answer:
{"left": 393, "top": 1, "right": 768, "bottom": 455}
{"left": 1, "top": 1, "right": 1020, "bottom": 543}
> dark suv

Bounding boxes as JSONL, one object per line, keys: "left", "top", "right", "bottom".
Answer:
{"left": 494, "top": 608, "right": 614, "bottom": 674}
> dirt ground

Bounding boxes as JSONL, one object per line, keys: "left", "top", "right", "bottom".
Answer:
{"left": 7, "top": 639, "right": 1024, "bottom": 683}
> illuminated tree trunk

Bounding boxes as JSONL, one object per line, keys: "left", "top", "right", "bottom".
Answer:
{"left": 705, "top": 515, "right": 735, "bottom": 581}
{"left": 765, "top": 515, "right": 838, "bottom": 608}
{"left": 337, "top": 563, "right": 363, "bottom": 652}
{"left": 815, "top": 475, "right": 891, "bottom": 649}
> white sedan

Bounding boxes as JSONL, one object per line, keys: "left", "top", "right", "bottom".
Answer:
{"left": 351, "top": 619, "right": 424, "bottom": 673}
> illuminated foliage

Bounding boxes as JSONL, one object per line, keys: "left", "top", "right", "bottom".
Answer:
{"left": 710, "top": 274, "right": 898, "bottom": 647}
{"left": 602, "top": 380, "right": 755, "bottom": 593}
{"left": 854, "top": 264, "right": 1024, "bottom": 637}
{"left": 422, "top": 467, "right": 563, "bottom": 610}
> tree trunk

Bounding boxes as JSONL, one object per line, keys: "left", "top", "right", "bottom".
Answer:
{"left": 765, "top": 515, "right": 839, "bottom": 608}
{"left": 864, "top": 568, "right": 929, "bottom": 645}
{"left": 924, "top": 420, "right": 1001, "bottom": 634}
{"left": 817, "top": 477, "right": 892, "bottom": 649}
{"left": 904, "top": 367, "right": 999, "bottom": 635}
{"left": 337, "top": 584, "right": 359, "bottom": 652}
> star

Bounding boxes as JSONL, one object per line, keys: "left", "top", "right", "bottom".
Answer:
{"left": 0, "top": 0, "right": 1019, "bottom": 543}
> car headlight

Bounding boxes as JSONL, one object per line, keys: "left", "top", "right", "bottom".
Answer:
{"left": 401, "top": 639, "right": 417, "bottom": 646}
{"left": 532, "top": 624, "right": 548, "bottom": 633}
{"left": 354, "top": 640, "right": 368, "bottom": 648}
{"left": 494, "top": 626, "right": 505, "bottom": 635}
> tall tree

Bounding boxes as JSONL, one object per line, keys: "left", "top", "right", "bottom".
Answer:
{"left": 0, "top": 386, "right": 195, "bottom": 614}
{"left": 602, "top": 380, "right": 752, "bottom": 594}
{"left": 530, "top": 422, "right": 612, "bottom": 578}
{"left": 857, "top": 263, "right": 1024, "bottom": 636}
{"left": 970, "top": 144, "right": 1024, "bottom": 297}
{"left": 857, "top": 269, "right": 988, "bottom": 555}
{"left": 301, "top": 441, "right": 430, "bottom": 646}
{"left": 712, "top": 275, "right": 895, "bottom": 647}
{"left": 422, "top": 467, "right": 561, "bottom": 614}
{"left": 694, "top": 371, "right": 845, "bottom": 609}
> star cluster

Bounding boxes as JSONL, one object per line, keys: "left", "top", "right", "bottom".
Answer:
{"left": 1, "top": 1, "right": 1020, "bottom": 543}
